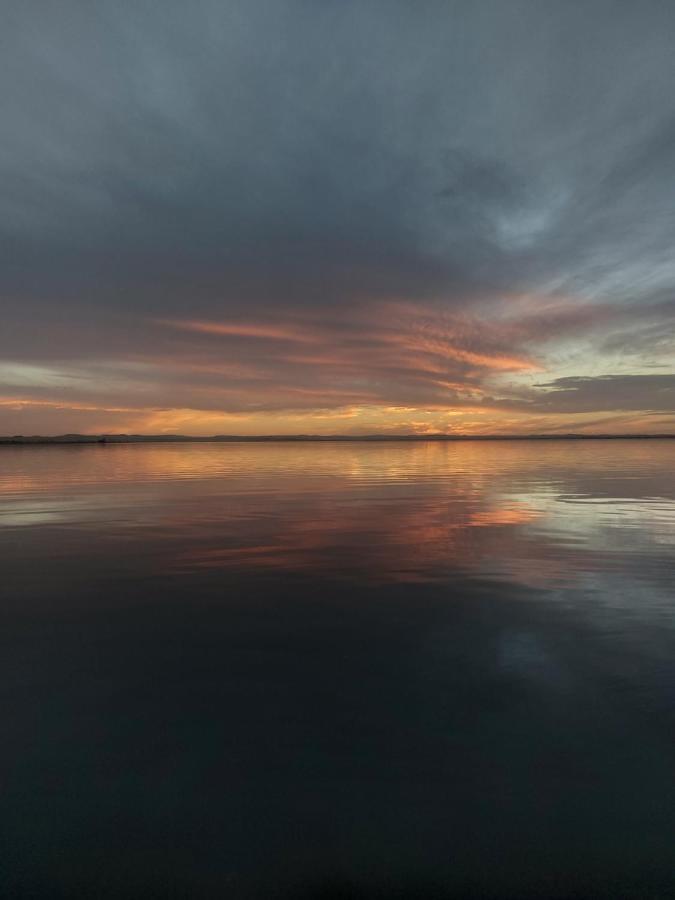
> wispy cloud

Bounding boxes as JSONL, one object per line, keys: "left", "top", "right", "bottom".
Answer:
{"left": 1, "top": 2, "right": 675, "bottom": 433}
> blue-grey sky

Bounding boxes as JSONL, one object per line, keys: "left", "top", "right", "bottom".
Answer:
{"left": 2, "top": 0, "right": 675, "bottom": 434}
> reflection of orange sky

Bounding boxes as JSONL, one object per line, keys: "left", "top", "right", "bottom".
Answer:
{"left": 470, "top": 506, "right": 540, "bottom": 527}
{"left": 3, "top": 429, "right": 675, "bottom": 491}
{"left": 5, "top": 440, "right": 673, "bottom": 589}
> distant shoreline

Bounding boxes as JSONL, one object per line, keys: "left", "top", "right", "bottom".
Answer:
{"left": 2, "top": 433, "right": 675, "bottom": 445}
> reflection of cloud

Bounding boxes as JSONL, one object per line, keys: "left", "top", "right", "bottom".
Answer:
{"left": 470, "top": 506, "right": 539, "bottom": 527}
{"left": 498, "top": 630, "right": 571, "bottom": 691}
{"left": 2, "top": 441, "right": 675, "bottom": 603}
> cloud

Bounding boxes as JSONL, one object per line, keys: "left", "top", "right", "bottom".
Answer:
{"left": 525, "top": 374, "right": 675, "bottom": 414}
{"left": 1, "top": 2, "right": 675, "bottom": 433}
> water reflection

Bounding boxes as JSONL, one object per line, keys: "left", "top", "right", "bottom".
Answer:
{"left": 2, "top": 442, "right": 674, "bottom": 591}
{"left": 1, "top": 441, "right": 675, "bottom": 898}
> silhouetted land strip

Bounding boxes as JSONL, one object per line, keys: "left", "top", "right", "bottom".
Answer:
{"left": 2, "top": 433, "right": 675, "bottom": 445}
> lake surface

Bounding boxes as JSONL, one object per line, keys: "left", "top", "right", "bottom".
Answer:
{"left": 1, "top": 440, "right": 674, "bottom": 898}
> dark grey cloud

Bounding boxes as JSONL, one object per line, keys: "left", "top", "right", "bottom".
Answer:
{"left": 522, "top": 374, "right": 675, "bottom": 415}
{"left": 2, "top": 0, "right": 675, "bottom": 436}
{"left": 2, "top": 0, "right": 675, "bottom": 329}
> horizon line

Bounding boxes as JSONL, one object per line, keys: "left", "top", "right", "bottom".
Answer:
{"left": 2, "top": 432, "right": 675, "bottom": 445}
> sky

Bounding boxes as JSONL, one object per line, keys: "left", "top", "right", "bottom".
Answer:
{"left": 2, "top": 0, "right": 675, "bottom": 437}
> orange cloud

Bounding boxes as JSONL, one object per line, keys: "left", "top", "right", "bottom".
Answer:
{"left": 4, "top": 297, "right": 673, "bottom": 437}
{"left": 157, "top": 318, "right": 320, "bottom": 344}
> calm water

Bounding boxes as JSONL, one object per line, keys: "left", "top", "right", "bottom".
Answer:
{"left": 1, "top": 441, "right": 675, "bottom": 898}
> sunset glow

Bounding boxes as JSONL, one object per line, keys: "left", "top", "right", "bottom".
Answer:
{"left": 2, "top": 3, "right": 674, "bottom": 438}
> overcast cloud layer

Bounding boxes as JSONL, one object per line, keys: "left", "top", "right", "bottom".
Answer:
{"left": 2, "top": 0, "right": 675, "bottom": 435}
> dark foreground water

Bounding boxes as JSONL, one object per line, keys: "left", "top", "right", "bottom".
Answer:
{"left": 1, "top": 441, "right": 675, "bottom": 899}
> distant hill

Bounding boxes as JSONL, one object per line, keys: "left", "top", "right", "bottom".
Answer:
{"left": 1, "top": 433, "right": 674, "bottom": 445}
